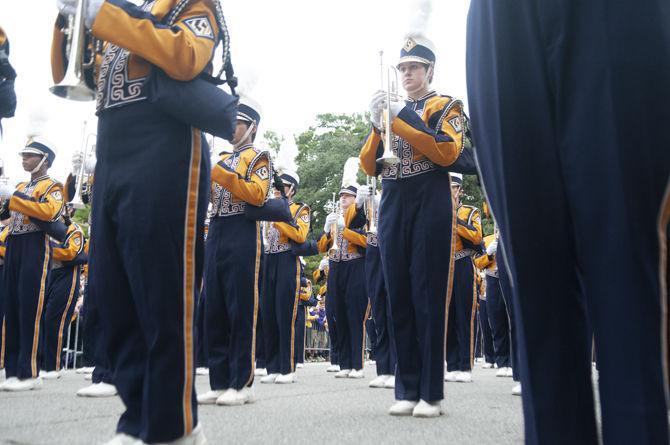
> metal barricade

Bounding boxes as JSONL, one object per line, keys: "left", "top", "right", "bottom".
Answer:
{"left": 63, "top": 315, "right": 83, "bottom": 370}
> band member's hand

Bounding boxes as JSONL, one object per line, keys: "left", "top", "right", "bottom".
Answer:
{"left": 0, "top": 183, "right": 14, "bottom": 200}
{"left": 57, "top": 0, "right": 104, "bottom": 28}
{"left": 74, "top": 296, "right": 84, "bottom": 314}
{"left": 369, "top": 91, "right": 385, "bottom": 130}
{"left": 355, "top": 185, "right": 371, "bottom": 208}
{"left": 71, "top": 151, "right": 84, "bottom": 176}
{"left": 57, "top": 0, "right": 77, "bottom": 17}
{"left": 486, "top": 239, "right": 498, "bottom": 256}
{"left": 323, "top": 213, "right": 338, "bottom": 233}
{"left": 318, "top": 256, "right": 329, "bottom": 271}
{"left": 84, "top": 153, "right": 97, "bottom": 174}
{"left": 386, "top": 96, "right": 405, "bottom": 121}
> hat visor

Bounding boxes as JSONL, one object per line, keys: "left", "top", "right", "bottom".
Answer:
{"left": 18, "top": 148, "right": 44, "bottom": 156}
{"left": 397, "top": 56, "right": 433, "bottom": 67}
{"left": 339, "top": 190, "right": 356, "bottom": 197}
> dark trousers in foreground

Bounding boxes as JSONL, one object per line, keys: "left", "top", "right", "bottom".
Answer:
{"left": 42, "top": 266, "right": 80, "bottom": 372}
{"left": 485, "top": 275, "right": 510, "bottom": 369}
{"left": 477, "top": 298, "right": 495, "bottom": 364}
{"left": 467, "top": 1, "right": 670, "bottom": 442}
{"left": 446, "top": 257, "right": 477, "bottom": 372}
{"left": 332, "top": 258, "right": 368, "bottom": 371}
{"left": 366, "top": 243, "right": 396, "bottom": 376}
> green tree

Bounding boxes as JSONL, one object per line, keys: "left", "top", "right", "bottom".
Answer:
{"left": 461, "top": 175, "right": 493, "bottom": 236}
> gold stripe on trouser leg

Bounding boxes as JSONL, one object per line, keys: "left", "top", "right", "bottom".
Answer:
{"left": 181, "top": 129, "right": 201, "bottom": 435}
{"left": 55, "top": 268, "right": 79, "bottom": 371}
{"left": 657, "top": 176, "right": 670, "bottom": 405}
{"left": 1, "top": 318, "right": 5, "bottom": 368}
{"left": 31, "top": 237, "right": 51, "bottom": 377}
{"left": 361, "top": 301, "right": 371, "bottom": 367}
{"left": 468, "top": 261, "right": 478, "bottom": 370}
{"left": 443, "top": 180, "right": 458, "bottom": 376}
{"left": 289, "top": 258, "right": 300, "bottom": 373}
{"left": 245, "top": 222, "right": 261, "bottom": 386}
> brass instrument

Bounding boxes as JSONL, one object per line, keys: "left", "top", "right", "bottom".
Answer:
{"left": 366, "top": 176, "right": 378, "bottom": 235}
{"left": 50, "top": 0, "right": 97, "bottom": 101}
{"left": 377, "top": 51, "right": 401, "bottom": 166}
{"left": 327, "top": 192, "right": 340, "bottom": 255}
{"left": 71, "top": 123, "right": 97, "bottom": 209}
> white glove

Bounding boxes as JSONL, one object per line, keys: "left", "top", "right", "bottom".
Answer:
{"left": 355, "top": 185, "right": 371, "bottom": 208}
{"left": 71, "top": 150, "right": 84, "bottom": 176}
{"left": 386, "top": 96, "right": 405, "bottom": 121}
{"left": 0, "top": 183, "right": 14, "bottom": 200}
{"left": 57, "top": 0, "right": 104, "bottom": 28}
{"left": 318, "top": 257, "right": 329, "bottom": 271}
{"left": 323, "top": 213, "right": 338, "bottom": 233}
{"left": 486, "top": 239, "right": 498, "bottom": 256}
{"left": 84, "top": 153, "right": 97, "bottom": 174}
{"left": 369, "top": 90, "right": 385, "bottom": 130}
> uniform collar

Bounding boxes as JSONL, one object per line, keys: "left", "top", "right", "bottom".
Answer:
{"left": 406, "top": 90, "right": 437, "bottom": 103}
{"left": 28, "top": 174, "right": 49, "bottom": 185}
{"left": 234, "top": 143, "right": 255, "bottom": 153}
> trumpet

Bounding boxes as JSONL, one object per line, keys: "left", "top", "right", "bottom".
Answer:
{"left": 366, "top": 176, "right": 378, "bottom": 235}
{"left": 377, "top": 51, "right": 401, "bottom": 166}
{"left": 50, "top": 0, "right": 97, "bottom": 101}
{"left": 327, "top": 193, "right": 340, "bottom": 255}
{"left": 71, "top": 125, "right": 96, "bottom": 209}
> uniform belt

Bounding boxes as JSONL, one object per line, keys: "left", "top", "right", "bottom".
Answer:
{"left": 454, "top": 249, "right": 475, "bottom": 260}
{"left": 265, "top": 243, "right": 291, "bottom": 254}
{"left": 485, "top": 269, "right": 499, "bottom": 278}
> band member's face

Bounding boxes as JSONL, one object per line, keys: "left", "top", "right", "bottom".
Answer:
{"left": 273, "top": 184, "right": 293, "bottom": 199}
{"left": 451, "top": 184, "right": 462, "bottom": 200}
{"left": 231, "top": 121, "right": 251, "bottom": 145}
{"left": 21, "top": 153, "right": 43, "bottom": 172}
{"left": 340, "top": 193, "right": 355, "bottom": 210}
{"left": 398, "top": 62, "right": 429, "bottom": 93}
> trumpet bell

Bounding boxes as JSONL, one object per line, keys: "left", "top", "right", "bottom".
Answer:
{"left": 376, "top": 151, "right": 400, "bottom": 165}
{"left": 50, "top": 79, "right": 96, "bottom": 102}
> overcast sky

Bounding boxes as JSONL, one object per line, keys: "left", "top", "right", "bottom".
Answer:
{"left": 0, "top": 0, "right": 471, "bottom": 183}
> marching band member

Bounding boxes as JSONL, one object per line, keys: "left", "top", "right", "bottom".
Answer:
{"left": 445, "top": 174, "right": 483, "bottom": 383}
{"left": 474, "top": 234, "right": 510, "bottom": 375}
{"left": 0, "top": 26, "right": 17, "bottom": 133}
{"left": 359, "top": 187, "right": 397, "bottom": 389}
{"left": 315, "top": 256, "right": 339, "bottom": 372}
{"left": 260, "top": 171, "right": 310, "bottom": 384}
{"left": 294, "top": 276, "right": 314, "bottom": 370}
{"left": 198, "top": 97, "right": 270, "bottom": 407}
{"left": 53, "top": 0, "right": 224, "bottom": 442}
{"left": 317, "top": 185, "right": 369, "bottom": 379}
{"left": 0, "top": 138, "right": 63, "bottom": 392}
{"left": 360, "top": 34, "right": 464, "bottom": 417}
{"left": 0, "top": 223, "right": 8, "bottom": 369}
{"left": 41, "top": 204, "right": 85, "bottom": 379}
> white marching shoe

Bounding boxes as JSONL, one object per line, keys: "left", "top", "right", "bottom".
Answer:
{"left": 0, "top": 377, "right": 19, "bottom": 390}
{"left": 388, "top": 400, "right": 418, "bottom": 416}
{"left": 326, "top": 364, "right": 340, "bottom": 373}
{"left": 482, "top": 362, "right": 494, "bottom": 369}
{"left": 41, "top": 370, "right": 62, "bottom": 380}
{"left": 384, "top": 376, "right": 396, "bottom": 389}
{"left": 216, "top": 387, "right": 254, "bottom": 406}
{"left": 254, "top": 368, "right": 268, "bottom": 376}
{"left": 412, "top": 400, "right": 444, "bottom": 418}
{"left": 444, "top": 371, "right": 459, "bottom": 382}
{"left": 84, "top": 373, "right": 93, "bottom": 381}
{"left": 195, "top": 367, "right": 209, "bottom": 376}
{"left": 77, "top": 382, "right": 117, "bottom": 397}
{"left": 496, "top": 367, "right": 508, "bottom": 377}
{"left": 347, "top": 369, "right": 364, "bottom": 379}
{"left": 4, "top": 377, "right": 42, "bottom": 392}
{"left": 160, "top": 423, "right": 208, "bottom": 445}
{"left": 334, "top": 369, "right": 352, "bottom": 378}
{"left": 505, "top": 367, "right": 514, "bottom": 378}
{"left": 260, "top": 373, "right": 280, "bottom": 384}
{"left": 455, "top": 371, "right": 472, "bottom": 383}
{"left": 296, "top": 363, "right": 304, "bottom": 369}
{"left": 76, "top": 366, "right": 95, "bottom": 374}
{"left": 275, "top": 373, "right": 296, "bottom": 384}
{"left": 512, "top": 383, "right": 522, "bottom": 396}
{"left": 197, "top": 390, "right": 225, "bottom": 405}
{"left": 369, "top": 374, "right": 392, "bottom": 388}
{"left": 101, "top": 433, "right": 143, "bottom": 445}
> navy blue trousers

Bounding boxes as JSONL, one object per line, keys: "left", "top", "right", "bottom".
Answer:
{"left": 497, "top": 253, "right": 519, "bottom": 381}
{"left": 366, "top": 318, "right": 376, "bottom": 360}
{"left": 81, "top": 282, "right": 112, "bottom": 384}
{"left": 195, "top": 286, "right": 207, "bottom": 369}
{"left": 486, "top": 275, "right": 510, "bottom": 369}
{"left": 325, "top": 263, "right": 339, "bottom": 365}
{"left": 294, "top": 305, "right": 305, "bottom": 365}
{"left": 91, "top": 103, "right": 208, "bottom": 443}
{"left": 467, "top": 1, "right": 670, "bottom": 443}
{"left": 365, "top": 244, "right": 396, "bottom": 376}
{"left": 477, "top": 298, "right": 495, "bottom": 364}
{"left": 332, "top": 258, "right": 368, "bottom": 371}
{"left": 42, "top": 266, "right": 80, "bottom": 372}
{"left": 204, "top": 215, "right": 260, "bottom": 391}
{"left": 446, "top": 257, "right": 477, "bottom": 372}
{"left": 262, "top": 251, "right": 300, "bottom": 375}
{"left": 379, "top": 171, "right": 453, "bottom": 402}
{"left": 3, "top": 232, "right": 51, "bottom": 379}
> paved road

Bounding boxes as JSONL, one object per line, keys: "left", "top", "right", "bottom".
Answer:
{"left": 0, "top": 362, "right": 523, "bottom": 444}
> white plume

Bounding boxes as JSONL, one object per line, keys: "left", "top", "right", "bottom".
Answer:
{"left": 25, "top": 104, "right": 50, "bottom": 139}
{"left": 406, "top": 0, "right": 433, "bottom": 38}
{"left": 274, "top": 135, "right": 298, "bottom": 174}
